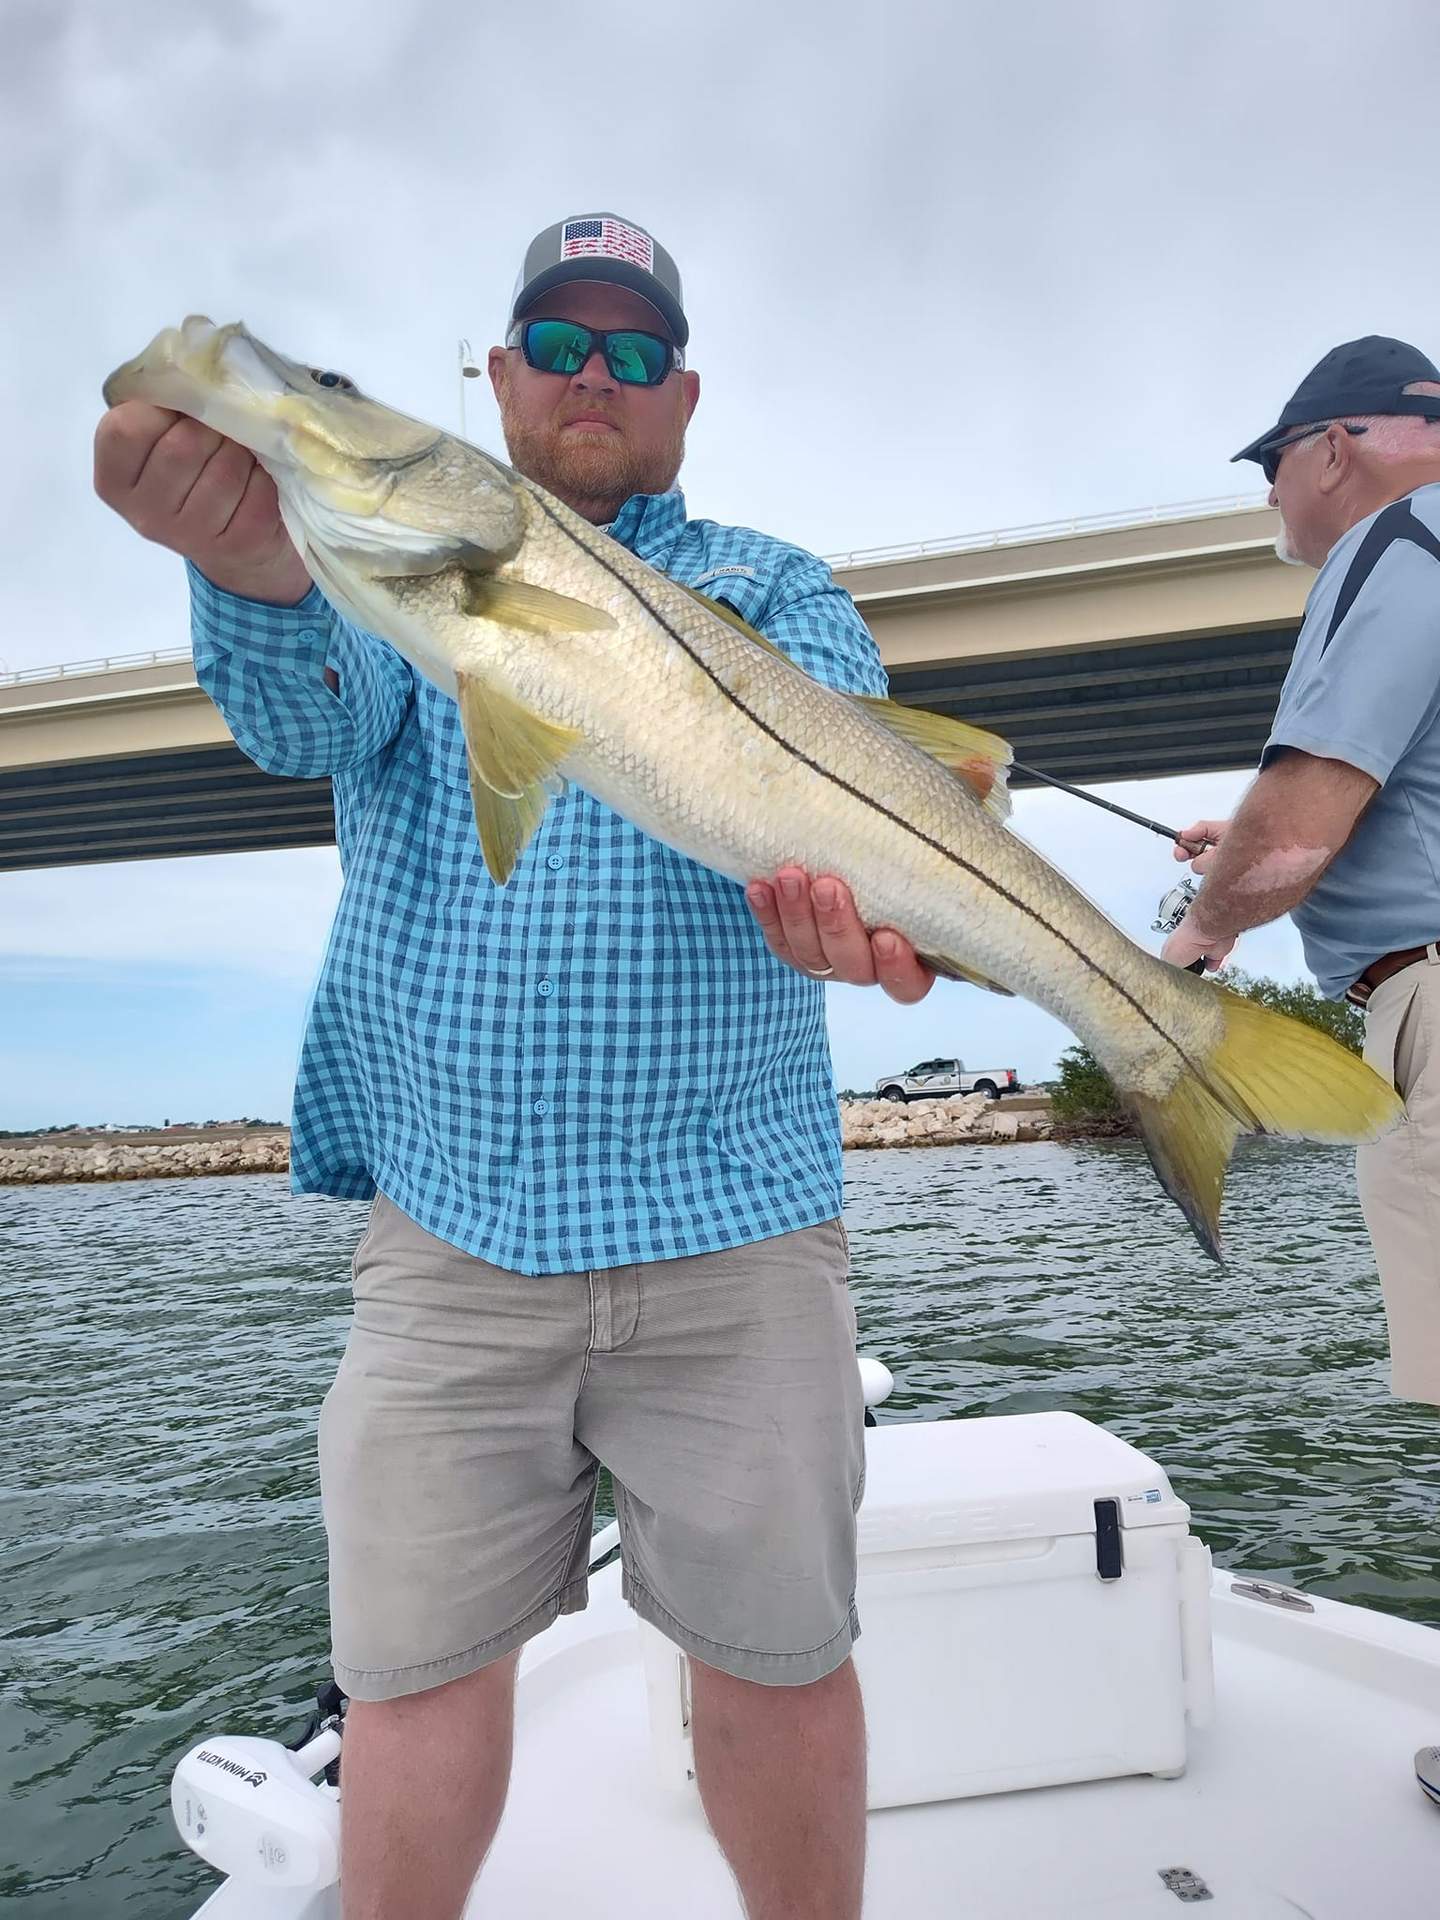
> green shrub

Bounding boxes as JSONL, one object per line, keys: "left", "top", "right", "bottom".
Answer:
{"left": 1050, "top": 1045, "right": 1125, "bottom": 1124}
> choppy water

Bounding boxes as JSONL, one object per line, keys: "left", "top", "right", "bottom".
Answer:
{"left": 4, "top": 1142, "right": 1438, "bottom": 1916}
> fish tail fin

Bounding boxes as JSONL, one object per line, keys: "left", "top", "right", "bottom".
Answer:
{"left": 1125, "top": 985, "right": 1403, "bottom": 1261}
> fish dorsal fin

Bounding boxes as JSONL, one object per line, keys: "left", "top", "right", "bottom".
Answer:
{"left": 682, "top": 586, "right": 789, "bottom": 657}
{"left": 854, "top": 697, "right": 1013, "bottom": 823}
{"left": 686, "top": 586, "right": 1013, "bottom": 826}
{"left": 455, "top": 671, "right": 582, "bottom": 885}
{"left": 461, "top": 574, "right": 617, "bottom": 635}
{"left": 918, "top": 953, "right": 1016, "bottom": 996}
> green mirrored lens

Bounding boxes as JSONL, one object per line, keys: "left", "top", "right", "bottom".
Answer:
{"left": 523, "top": 320, "right": 670, "bottom": 384}
{"left": 526, "top": 320, "right": 591, "bottom": 375}
{"left": 606, "top": 332, "right": 669, "bottom": 385}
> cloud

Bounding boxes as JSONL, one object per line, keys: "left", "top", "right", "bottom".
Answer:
{"left": 11, "top": 0, "right": 1440, "bottom": 675}
{"left": 0, "top": 848, "right": 342, "bottom": 980}
{"left": 3, "top": 0, "right": 1409, "bottom": 1115}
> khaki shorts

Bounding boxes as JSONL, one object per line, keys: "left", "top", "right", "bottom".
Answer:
{"left": 318, "top": 1194, "right": 866, "bottom": 1701}
{"left": 1357, "top": 953, "right": 1440, "bottom": 1404}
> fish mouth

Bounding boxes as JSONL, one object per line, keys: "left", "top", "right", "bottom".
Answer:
{"left": 101, "top": 313, "right": 518, "bottom": 568}
{"left": 101, "top": 317, "right": 401, "bottom": 489}
{"left": 103, "top": 315, "right": 291, "bottom": 412}
{"left": 103, "top": 317, "right": 440, "bottom": 483}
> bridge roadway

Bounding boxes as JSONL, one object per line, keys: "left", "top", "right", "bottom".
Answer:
{"left": 0, "top": 497, "right": 1303, "bottom": 873}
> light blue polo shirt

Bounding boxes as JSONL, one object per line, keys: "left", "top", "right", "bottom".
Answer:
{"left": 1262, "top": 481, "right": 1440, "bottom": 997}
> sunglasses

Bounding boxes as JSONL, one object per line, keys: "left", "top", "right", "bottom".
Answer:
{"left": 506, "top": 317, "right": 682, "bottom": 387}
{"left": 1260, "top": 419, "right": 1369, "bottom": 485}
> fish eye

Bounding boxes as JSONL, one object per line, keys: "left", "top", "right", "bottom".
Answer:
{"left": 309, "top": 368, "right": 355, "bottom": 392}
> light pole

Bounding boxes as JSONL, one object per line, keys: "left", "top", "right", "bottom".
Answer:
{"left": 458, "top": 338, "right": 482, "bottom": 439}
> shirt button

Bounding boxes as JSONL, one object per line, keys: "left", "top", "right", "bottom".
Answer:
{"left": 537, "top": 977, "right": 555, "bottom": 998}
{"left": 297, "top": 628, "right": 320, "bottom": 645}
{"left": 546, "top": 855, "right": 565, "bottom": 871}
{"left": 532, "top": 1098, "right": 550, "bottom": 1117}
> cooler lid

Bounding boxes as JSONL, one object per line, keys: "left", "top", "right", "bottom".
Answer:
{"left": 857, "top": 1412, "right": 1190, "bottom": 1554}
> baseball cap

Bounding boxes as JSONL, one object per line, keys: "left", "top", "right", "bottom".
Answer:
{"left": 509, "top": 213, "right": 688, "bottom": 348}
{"left": 1232, "top": 335, "right": 1440, "bottom": 466}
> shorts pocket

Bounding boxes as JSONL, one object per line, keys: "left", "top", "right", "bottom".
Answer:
{"left": 1364, "top": 976, "right": 1421, "bottom": 1098}
{"left": 349, "top": 1199, "right": 379, "bottom": 1291}
{"left": 1394, "top": 970, "right": 1436, "bottom": 1107}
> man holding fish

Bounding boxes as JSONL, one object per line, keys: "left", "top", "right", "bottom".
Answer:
{"left": 96, "top": 214, "right": 924, "bottom": 1920}
{"left": 95, "top": 220, "right": 1398, "bottom": 1920}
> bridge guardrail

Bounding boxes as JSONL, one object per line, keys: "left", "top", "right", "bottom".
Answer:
{"left": 2, "top": 490, "right": 1274, "bottom": 687}
{"left": 0, "top": 647, "right": 194, "bottom": 690}
{"left": 824, "top": 492, "right": 1268, "bottom": 571}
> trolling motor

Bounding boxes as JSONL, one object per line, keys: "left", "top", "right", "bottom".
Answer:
{"left": 171, "top": 1680, "right": 347, "bottom": 1895}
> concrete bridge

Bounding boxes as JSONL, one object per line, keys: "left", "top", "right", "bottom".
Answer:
{"left": 0, "top": 495, "right": 1302, "bottom": 872}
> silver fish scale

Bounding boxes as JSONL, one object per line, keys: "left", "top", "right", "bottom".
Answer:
{"left": 438, "top": 482, "right": 1225, "bottom": 1104}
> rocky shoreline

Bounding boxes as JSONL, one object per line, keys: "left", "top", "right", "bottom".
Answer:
{"left": 0, "top": 1132, "right": 291, "bottom": 1186}
{"left": 2, "top": 1098, "right": 1052, "bottom": 1187}
{"left": 840, "top": 1093, "right": 1052, "bottom": 1150}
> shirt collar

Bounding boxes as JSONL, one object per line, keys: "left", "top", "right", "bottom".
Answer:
{"left": 603, "top": 487, "right": 687, "bottom": 563}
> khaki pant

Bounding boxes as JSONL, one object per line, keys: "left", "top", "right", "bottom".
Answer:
{"left": 318, "top": 1195, "right": 865, "bottom": 1700}
{"left": 1357, "top": 951, "right": 1440, "bottom": 1403}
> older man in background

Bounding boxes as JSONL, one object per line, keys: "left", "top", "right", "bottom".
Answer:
{"left": 1165, "top": 336, "right": 1440, "bottom": 1405}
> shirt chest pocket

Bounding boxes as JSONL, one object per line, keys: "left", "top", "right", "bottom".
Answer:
{"left": 418, "top": 683, "right": 471, "bottom": 788}
{"left": 687, "top": 567, "right": 773, "bottom": 635}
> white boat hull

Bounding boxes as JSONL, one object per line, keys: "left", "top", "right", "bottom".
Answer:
{"left": 191, "top": 1554, "right": 1440, "bottom": 1919}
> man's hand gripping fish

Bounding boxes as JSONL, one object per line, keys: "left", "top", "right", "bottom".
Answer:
{"left": 104, "top": 317, "right": 1403, "bottom": 1258}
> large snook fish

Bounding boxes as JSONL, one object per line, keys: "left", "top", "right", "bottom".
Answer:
{"left": 104, "top": 316, "right": 1401, "bottom": 1257}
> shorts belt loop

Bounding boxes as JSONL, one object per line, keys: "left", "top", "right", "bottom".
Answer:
{"left": 1428, "top": 943, "right": 1440, "bottom": 966}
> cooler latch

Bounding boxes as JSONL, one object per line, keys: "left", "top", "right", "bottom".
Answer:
{"left": 1094, "top": 1498, "right": 1124, "bottom": 1581}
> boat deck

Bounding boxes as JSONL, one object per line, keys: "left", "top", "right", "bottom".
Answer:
{"left": 475, "top": 1566, "right": 1440, "bottom": 1919}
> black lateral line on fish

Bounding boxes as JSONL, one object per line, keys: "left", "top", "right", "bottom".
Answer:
{"left": 528, "top": 491, "right": 1220, "bottom": 1094}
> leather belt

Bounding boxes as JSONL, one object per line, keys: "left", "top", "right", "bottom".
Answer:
{"left": 1346, "top": 942, "right": 1440, "bottom": 1008}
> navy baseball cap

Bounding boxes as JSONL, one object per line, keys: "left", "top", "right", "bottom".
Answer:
{"left": 1233, "top": 335, "right": 1440, "bottom": 466}
{"left": 509, "top": 213, "right": 688, "bottom": 348}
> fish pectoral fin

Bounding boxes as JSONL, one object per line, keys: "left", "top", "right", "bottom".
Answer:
{"left": 917, "top": 952, "right": 1016, "bottom": 995}
{"left": 461, "top": 575, "right": 617, "bottom": 635}
{"left": 456, "top": 672, "right": 581, "bottom": 885}
{"left": 853, "top": 698, "right": 1014, "bottom": 823}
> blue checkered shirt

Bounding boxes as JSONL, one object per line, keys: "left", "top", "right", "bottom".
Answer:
{"left": 189, "top": 488, "right": 887, "bottom": 1274}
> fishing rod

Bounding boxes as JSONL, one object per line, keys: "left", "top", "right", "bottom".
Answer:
{"left": 1011, "top": 760, "right": 1207, "bottom": 851}
{"left": 1010, "top": 759, "right": 1214, "bottom": 971}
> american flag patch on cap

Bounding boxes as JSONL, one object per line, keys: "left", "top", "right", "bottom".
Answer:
{"left": 561, "top": 216, "right": 655, "bottom": 272}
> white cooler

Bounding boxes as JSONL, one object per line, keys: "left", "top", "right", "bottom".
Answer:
{"left": 640, "top": 1411, "right": 1213, "bottom": 1809}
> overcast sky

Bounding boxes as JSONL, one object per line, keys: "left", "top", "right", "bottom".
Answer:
{"left": 4, "top": 0, "right": 1438, "bottom": 1126}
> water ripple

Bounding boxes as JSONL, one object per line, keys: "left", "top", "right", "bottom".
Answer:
{"left": 4, "top": 1150, "right": 1439, "bottom": 1913}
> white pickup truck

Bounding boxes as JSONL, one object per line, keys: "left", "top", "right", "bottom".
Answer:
{"left": 874, "top": 1057, "right": 1021, "bottom": 1103}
